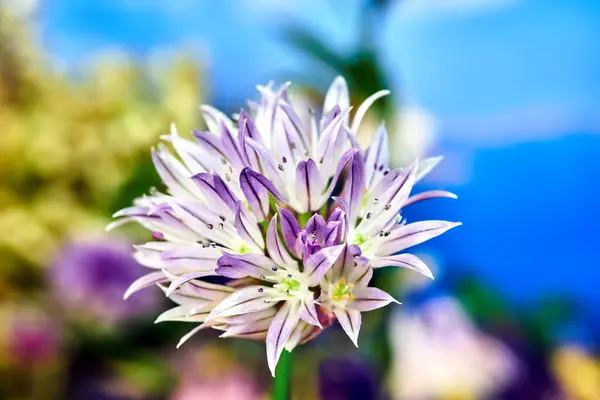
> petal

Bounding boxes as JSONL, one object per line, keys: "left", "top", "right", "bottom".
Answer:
{"left": 192, "top": 173, "right": 238, "bottom": 218}
{"left": 295, "top": 159, "right": 323, "bottom": 212}
{"left": 216, "top": 253, "right": 274, "bottom": 280}
{"left": 276, "top": 205, "right": 302, "bottom": 257}
{"left": 350, "top": 89, "right": 390, "bottom": 135}
{"left": 240, "top": 168, "right": 284, "bottom": 222}
{"left": 369, "top": 254, "right": 433, "bottom": 279}
{"left": 357, "top": 162, "right": 418, "bottom": 236}
{"left": 165, "top": 271, "right": 217, "bottom": 297}
{"left": 364, "top": 123, "right": 389, "bottom": 191}
{"left": 218, "top": 119, "right": 246, "bottom": 170}
{"left": 304, "top": 245, "right": 345, "bottom": 286}
{"left": 200, "top": 104, "right": 236, "bottom": 133}
{"left": 415, "top": 156, "right": 443, "bottom": 182}
{"left": 376, "top": 221, "right": 462, "bottom": 256}
{"left": 155, "top": 305, "right": 210, "bottom": 324}
{"left": 285, "top": 321, "right": 315, "bottom": 352}
{"left": 317, "top": 109, "right": 351, "bottom": 179}
{"left": 348, "top": 287, "right": 399, "bottom": 312}
{"left": 176, "top": 324, "right": 208, "bottom": 348}
{"left": 404, "top": 190, "right": 458, "bottom": 208}
{"left": 298, "top": 292, "right": 322, "bottom": 328}
{"left": 329, "top": 244, "right": 362, "bottom": 282}
{"left": 340, "top": 149, "right": 365, "bottom": 227}
{"left": 324, "top": 76, "right": 349, "bottom": 123}
{"left": 206, "top": 285, "right": 276, "bottom": 321}
{"left": 151, "top": 146, "right": 199, "bottom": 201}
{"left": 333, "top": 307, "right": 362, "bottom": 347}
{"left": 235, "top": 203, "right": 265, "bottom": 251}
{"left": 266, "top": 301, "right": 301, "bottom": 376}
{"left": 267, "top": 215, "right": 298, "bottom": 270}
{"left": 123, "top": 272, "right": 167, "bottom": 300}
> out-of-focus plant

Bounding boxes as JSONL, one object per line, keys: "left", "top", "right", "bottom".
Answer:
{"left": 551, "top": 345, "right": 600, "bottom": 400}
{"left": 0, "top": 4, "right": 205, "bottom": 289}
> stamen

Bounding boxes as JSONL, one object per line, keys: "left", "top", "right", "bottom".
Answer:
{"left": 365, "top": 212, "right": 371, "bottom": 219}
{"left": 258, "top": 288, "right": 264, "bottom": 292}
{"left": 219, "top": 215, "right": 226, "bottom": 222}
{"left": 342, "top": 294, "right": 350, "bottom": 301}
{"left": 260, "top": 275, "right": 265, "bottom": 279}
{"left": 332, "top": 295, "right": 339, "bottom": 301}
{"left": 206, "top": 223, "right": 214, "bottom": 229}
{"left": 348, "top": 283, "right": 355, "bottom": 289}
{"left": 373, "top": 198, "right": 379, "bottom": 205}
{"left": 218, "top": 223, "right": 224, "bottom": 230}
{"left": 152, "top": 231, "right": 165, "bottom": 240}
{"left": 282, "top": 156, "right": 287, "bottom": 164}
{"left": 272, "top": 266, "right": 278, "bottom": 271}
{"left": 287, "top": 274, "right": 292, "bottom": 278}
{"left": 384, "top": 231, "right": 390, "bottom": 237}
{"left": 278, "top": 164, "right": 284, "bottom": 171}
{"left": 290, "top": 141, "right": 297, "bottom": 149}
{"left": 383, "top": 169, "right": 390, "bottom": 176}
{"left": 221, "top": 157, "right": 227, "bottom": 165}
{"left": 384, "top": 204, "right": 392, "bottom": 211}
{"left": 378, "top": 164, "right": 384, "bottom": 171}
{"left": 210, "top": 242, "right": 217, "bottom": 248}
{"left": 319, "top": 157, "right": 324, "bottom": 164}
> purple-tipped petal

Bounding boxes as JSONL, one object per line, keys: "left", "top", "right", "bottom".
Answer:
{"left": 404, "top": 190, "right": 458, "bottom": 208}
{"left": 218, "top": 119, "right": 245, "bottom": 170}
{"left": 329, "top": 244, "right": 362, "bottom": 282}
{"left": 216, "top": 253, "right": 273, "bottom": 280}
{"left": 235, "top": 203, "right": 265, "bottom": 251}
{"left": 324, "top": 221, "right": 342, "bottom": 247}
{"left": 304, "top": 213, "right": 326, "bottom": 239}
{"left": 160, "top": 246, "right": 221, "bottom": 270}
{"left": 123, "top": 272, "right": 167, "bottom": 300}
{"left": 348, "top": 287, "right": 399, "bottom": 312}
{"left": 376, "top": 221, "right": 462, "bottom": 256}
{"left": 298, "top": 293, "right": 322, "bottom": 328}
{"left": 200, "top": 104, "right": 235, "bottom": 133}
{"left": 333, "top": 307, "right": 361, "bottom": 347}
{"left": 151, "top": 147, "right": 199, "bottom": 200}
{"left": 369, "top": 254, "right": 433, "bottom": 279}
{"left": 192, "top": 173, "right": 239, "bottom": 218}
{"left": 165, "top": 271, "right": 216, "bottom": 297}
{"left": 206, "top": 285, "right": 275, "bottom": 321}
{"left": 266, "top": 301, "right": 301, "bottom": 376}
{"left": 266, "top": 215, "right": 298, "bottom": 270}
{"left": 240, "top": 168, "right": 284, "bottom": 222}
{"left": 340, "top": 149, "right": 365, "bottom": 227}
{"left": 277, "top": 206, "right": 302, "bottom": 257}
{"left": 364, "top": 123, "right": 389, "bottom": 190}
{"left": 304, "top": 245, "right": 345, "bottom": 287}
{"left": 324, "top": 77, "right": 350, "bottom": 124}
{"left": 295, "top": 159, "right": 323, "bottom": 212}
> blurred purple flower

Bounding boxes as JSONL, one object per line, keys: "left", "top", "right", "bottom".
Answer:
{"left": 319, "top": 357, "right": 381, "bottom": 400}
{"left": 50, "top": 238, "right": 159, "bottom": 324}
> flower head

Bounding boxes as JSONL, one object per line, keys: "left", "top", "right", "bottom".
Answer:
{"left": 110, "top": 76, "right": 460, "bottom": 376}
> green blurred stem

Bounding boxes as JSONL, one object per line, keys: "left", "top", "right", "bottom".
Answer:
{"left": 272, "top": 350, "right": 292, "bottom": 400}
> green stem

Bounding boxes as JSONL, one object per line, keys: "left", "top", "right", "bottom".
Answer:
{"left": 272, "top": 350, "right": 293, "bottom": 400}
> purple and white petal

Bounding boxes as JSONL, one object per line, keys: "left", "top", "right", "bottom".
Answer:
{"left": 304, "top": 245, "right": 345, "bottom": 287}
{"left": 216, "top": 253, "right": 274, "bottom": 280}
{"left": 266, "top": 301, "right": 301, "bottom": 376}
{"left": 235, "top": 203, "right": 265, "bottom": 251}
{"left": 200, "top": 104, "right": 236, "bottom": 134}
{"left": 415, "top": 156, "right": 443, "bottom": 182}
{"left": 323, "top": 76, "right": 350, "bottom": 124}
{"left": 266, "top": 215, "right": 298, "bottom": 270}
{"left": 369, "top": 253, "right": 434, "bottom": 279}
{"left": 364, "top": 123, "right": 389, "bottom": 191}
{"left": 240, "top": 168, "right": 285, "bottom": 222}
{"left": 404, "top": 190, "right": 458, "bottom": 208}
{"left": 298, "top": 293, "right": 322, "bottom": 328}
{"left": 348, "top": 287, "right": 399, "bottom": 312}
{"left": 206, "top": 285, "right": 276, "bottom": 321}
{"left": 295, "top": 159, "right": 323, "bottom": 212}
{"left": 276, "top": 206, "right": 302, "bottom": 257}
{"left": 376, "top": 220, "right": 462, "bottom": 256}
{"left": 123, "top": 271, "right": 167, "bottom": 300}
{"left": 340, "top": 149, "right": 365, "bottom": 227}
{"left": 333, "top": 307, "right": 362, "bottom": 347}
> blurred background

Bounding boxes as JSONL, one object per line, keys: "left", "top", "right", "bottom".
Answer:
{"left": 1, "top": 0, "right": 599, "bottom": 399}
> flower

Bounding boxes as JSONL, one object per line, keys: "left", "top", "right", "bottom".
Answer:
{"left": 389, "top": 297, "right": 519, "bottom": 399}
{"left": 111, "top": 76, "right": 460, "bottom": 375}
{"left": 50, "top": 237, "right": 159, "bottom": 324}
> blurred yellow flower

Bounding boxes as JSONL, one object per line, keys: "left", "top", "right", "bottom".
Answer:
{"left": 552, "top": 346, "right": 600, "bottom": 400}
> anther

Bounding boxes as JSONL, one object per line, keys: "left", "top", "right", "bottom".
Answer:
{"left": 219, "top": 215, "right": 226, "bottom": 222}
{"left": 319, "top": 157, "right": 324, "bottom": 164}
{"left": 218, "top": 223, "right": 224, "bottom": 230}
{"left": 258, "top": 288, "right": 264, "bottom": 292}
{"left": 206, "top": 223, "right": 214, "bottom": 229}
{"left": 287, "top": 274, "right": 292, "bottom": 278}
{"left": 278, "top": 164, "right": 284, "bottom": 171}
{"left": 152, "top": 232, "right": 165, "bottom": 240}
{"left": 384, "top": 231, "right": 390, "bottom": 237}
{"left": 221, "top": 157, "right": 227, "bottom": 165}
{"left": 225, "top": 173, "right": 231, "bottom": 182}
{"left": 282, "top": 156, "right": 287, "bottom": 164}
{"left": 272, "top": 266, "right": 278, "bottom": 271}
{"left": 384, "top": 204, "right": 392, "bottom": 211}
{"left": 374, "top": 198, "right": 379, "bottom": 204}
{"left": 365, "top": 212, "right": 371, "bottom": 219}
{"left": 290, "top": 142, "right": 297, "bottom": 149}
{"left": 383, "top": 169, "right": 390, "bottom": 176}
